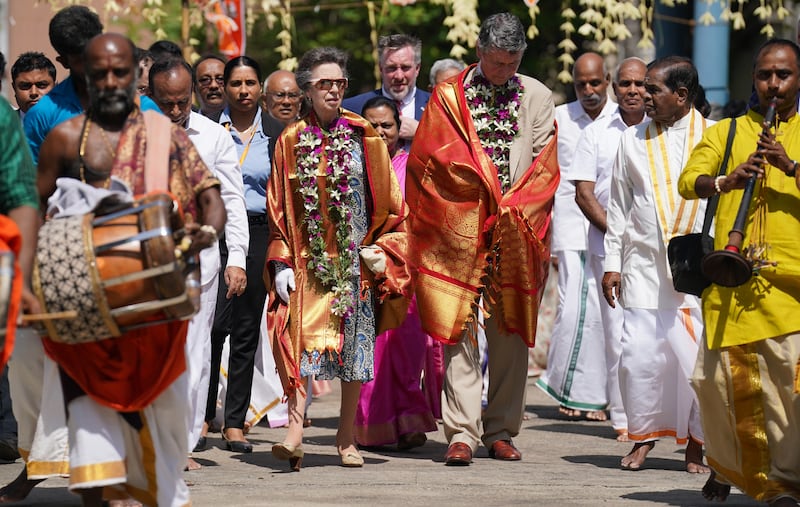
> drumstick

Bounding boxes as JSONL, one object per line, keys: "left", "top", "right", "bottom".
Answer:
{"left": 21, "top": 310, "right": 78, "bottom": 322}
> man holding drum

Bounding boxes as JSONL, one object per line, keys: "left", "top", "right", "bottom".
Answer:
{"left": 36, "top": 33, "right": 225, "bottom": 507}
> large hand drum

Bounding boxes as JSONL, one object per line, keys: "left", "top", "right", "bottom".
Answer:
{"left": 33, "top": 193, "right": 200, "bottom": 343}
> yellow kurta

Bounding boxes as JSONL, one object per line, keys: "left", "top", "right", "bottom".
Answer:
{"left": 265, "top": 110, "right": 411, "bottom": 395}
{"left": 678, "top": 109, "right": 800, "bottom": 349}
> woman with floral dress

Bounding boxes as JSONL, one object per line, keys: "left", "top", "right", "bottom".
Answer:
{"left": 265, "top": 47, "right": 411, "bottom": 470}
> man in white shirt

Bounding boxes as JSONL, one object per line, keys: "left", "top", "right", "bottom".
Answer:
{"left": 148, "top": 56, "right": 249, "bottom": 470}
{"left": 602, "top": 56, "right": 710, "bottom": 473}
{"left": 538, "top": 52, "right": 614, "bottom": 421}
{"left": 566, "top": 57, "right": 648, "bottom": 441}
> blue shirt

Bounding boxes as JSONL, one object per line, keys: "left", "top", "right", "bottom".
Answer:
{"left": 23, "top": 76, "right": 161, "bottom": 164}
{"left": 219, "top": 107, "right": 271, "bottom": 214}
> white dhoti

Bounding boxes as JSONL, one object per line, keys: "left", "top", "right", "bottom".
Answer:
{"left": 185, "top": 270, "right": 218, "bottom": 451}
{"left": 214, "top": 304, "right": 287, "bottom": 428}
{"left": 590, "top": 254, "right": 626, "bottom": 431}
{"left": 67, "top": 373, "right": 190, "bottom": 507}
{"left": 620, "top": 307, "right": 703, "bottom": 443}
{"left": 8, "top": 327, "right": 69, "bottom": 478}
{"left": 536, "top": 250, "right": 606, "bottom": 411}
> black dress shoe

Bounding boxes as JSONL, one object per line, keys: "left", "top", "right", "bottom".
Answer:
{"left": 0, "top": 440, "right": 20, "bottom": 461}
{"left": 193, "top": 436, "right": 207, "bottom": 453}
{"left": 225, "top": 439, "right": 253, "bottom": 453}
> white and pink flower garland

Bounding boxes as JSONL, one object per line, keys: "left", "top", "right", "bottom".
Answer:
{"left": 295, "top": 117, "right": 358, "bottom": 318}
{"left": 464, "top": 73, "right": 523, "bottom": 192}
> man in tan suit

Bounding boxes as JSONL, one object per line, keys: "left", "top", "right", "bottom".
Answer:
{"left": 407, "top": 11, "right": 558, "bottom": 466}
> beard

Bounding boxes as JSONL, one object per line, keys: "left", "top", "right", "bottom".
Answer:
{"left": 89, "top": 80, "right": 137, "bottom": 120}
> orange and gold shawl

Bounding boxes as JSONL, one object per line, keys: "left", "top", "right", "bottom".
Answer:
{"left": 266, "top": 110, "right": 412, "bottom": 396}
{"left": 407, "top": 73, "right": 559, "bottom": 347}
{"left": 0, "top": 216, "right": 22, "bottom": 370}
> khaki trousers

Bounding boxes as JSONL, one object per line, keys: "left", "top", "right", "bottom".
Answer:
{"left": 443, "top": 315, "right": 529, "bottom": 451}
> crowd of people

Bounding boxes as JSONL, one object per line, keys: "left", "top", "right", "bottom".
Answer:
{"left": 0, "top": 5, "right": 798, "bottom": 507}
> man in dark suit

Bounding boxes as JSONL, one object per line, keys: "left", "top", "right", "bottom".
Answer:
{"left": 342, "top": 33, "right": 430, "bottom": 145}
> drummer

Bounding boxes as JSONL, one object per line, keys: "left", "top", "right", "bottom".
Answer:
{"left": 36, "top": 33, "right": 225, "bottom": 507}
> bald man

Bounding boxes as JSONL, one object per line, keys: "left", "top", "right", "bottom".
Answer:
{"left": 37, "top": 33, "right": 224, "bottom": 507}
{"left": 261, "top": 70, "right": 301, "bottom": 126}
{"left": 554, "top": 58, "right": 649, "bottom": 441}
{"left": 537, "top": 52, "right": 614, "bottom": 423}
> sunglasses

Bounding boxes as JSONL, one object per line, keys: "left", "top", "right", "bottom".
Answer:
{"left": 309, "top": 78, "right": 348, "bottom": 91}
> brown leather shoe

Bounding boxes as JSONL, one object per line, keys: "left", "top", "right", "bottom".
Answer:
{"left": 488, "top": 439, "right": 521, "bottom": 461}
{"left": 444, "top": 442, "right": 472, "bottom": 466}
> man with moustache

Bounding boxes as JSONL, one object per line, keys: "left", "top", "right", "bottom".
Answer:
{"left": 36, "top": 33, "right": 224, "bottom": 506}
{"left": 261, "top": 69, "right": 302, "bottom": 125}
{"left": 538, "top": 52, "right": 614, "bottom": 422}
{"left": 563, "top": 58, "right": 648, "bottom": 441}
{"left": 194, "top": 54, "right": 227, "bottom": 119}
{"left": 602, "top": 56, "right": 710, "bottom": 473}
{"left": 679, "top": 39, "right": 800, "bottom": 506}
{"left": 343, "top": 33, "right": 429, "bottom": 144}
{"left": 148, "top": 56, "right": 249, "bottom": 470}
{"left": 10, "top": 52, "right": 56, "bottom": 118}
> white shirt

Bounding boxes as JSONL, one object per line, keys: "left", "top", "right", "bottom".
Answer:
{"left": 382, "top": 85, "right": 418, "bottom": 119}
{"left": 185, "top": 111, "right": 249, "bottom": 284}
{"left": 568, "top": 108, "right": 642, "bottom": 256}
{"left": 552, "top": 99, "right": 616, "bottom": 252}
{"left": 603, "top": 111, "right": 711, "bottom": 310}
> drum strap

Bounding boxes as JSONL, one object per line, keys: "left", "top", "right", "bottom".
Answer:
{"left": 142, "top": 111, "right": 172, "bottom": 192}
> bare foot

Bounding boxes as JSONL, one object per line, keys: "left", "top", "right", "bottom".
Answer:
{"left": 0, "top": 469, "right": 44, "bottom": 503}
{"left": 558, "top": 406, "right": 582, "bottom": 418}
{"left": 770, "top": 497, "right": 800, "bottom": 506}
{"left": 615, "top": 429, "right": 630, "bottom": 442}
{"left": 185, "top": 457, "right": 202, "bottom": 471}
{"left": 685, "top": 439, "right": 710, "bottom": 474}
{"left": 586, "top": 410, "right": 608, "bottom": 421}
{"left": 702, "top": 472, "right": 731, "bottom": 502}
{"left": 620, "top": 441, "right": 655, "bottom": 470}
{"left": 243, "top": 422, "right": 252, "bottom": 436}
{"left": 108, "top": 499, "right": 143, "bottom": 507}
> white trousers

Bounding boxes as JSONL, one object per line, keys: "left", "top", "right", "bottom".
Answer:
{"left": 590, "top": 254, "right": 626, "bottom": 431}
{"left": 67, "top": 373, "right": 190, "bottom": 507}
{"left": 620, "top": 307, "right": 704, "bottom": 443}
{"left": 8, "top": 327, "right": 69, "bottom": 478}
{"left": 185, "top": 273, "right": 217, "bottom": 451}
{"left": 536, "top": 250, "right": 606, "bottom": 410}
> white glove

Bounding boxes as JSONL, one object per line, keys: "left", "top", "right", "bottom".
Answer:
{"left": 274, "top": 268, "right": 296, "bottom": 304}
{"left": 359, "top": 245, "right": 387, "bottom": 275}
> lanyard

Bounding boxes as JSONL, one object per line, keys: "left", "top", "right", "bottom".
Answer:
{"left": 226, "top": 120, "right": 258, "bottom": 167}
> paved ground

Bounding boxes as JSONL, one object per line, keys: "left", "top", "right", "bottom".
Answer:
{"left": 0, "top": 377, "right": 761, "bottom": 507}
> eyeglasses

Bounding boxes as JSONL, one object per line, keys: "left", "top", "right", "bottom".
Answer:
{"left": 309, "top": 78, "right": 348, "bottom": 91}
{"left": 197, "top": 75, "right": 224, "bottom": 87}
{"left": 267, "top": 91, "right": 303, "bottom": 100}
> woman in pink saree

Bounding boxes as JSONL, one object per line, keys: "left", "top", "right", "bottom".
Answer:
{"left": 354, "top": 97, "right": 437, "bottom": 449}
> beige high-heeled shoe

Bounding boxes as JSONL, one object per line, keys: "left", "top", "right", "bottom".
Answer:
{"left": 339, "top": 448, "right": 364, "bottom": 467}
{"left": 272, "top": 442, "right": 304, "bottom": 472}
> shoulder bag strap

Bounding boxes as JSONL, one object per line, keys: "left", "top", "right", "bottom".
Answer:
{"left": 701, "top": 117, "right": 737, "bottom": 252}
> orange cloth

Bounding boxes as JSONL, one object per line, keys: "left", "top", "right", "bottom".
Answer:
{"left": 406, "top": 73, "right": 559, "bottom": 347}
{"left": 265, "top": 110, "right": 412, "bottom": 396}
{"left": 0, "top": 215, "right": 22, "bottom": 370}
{"left": 42, "top": 108, "right": 217, "bottom": 412}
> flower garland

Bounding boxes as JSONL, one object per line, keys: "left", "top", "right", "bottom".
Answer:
{"left": 464, "top": 73, "right": 523, "bottom": 193}
{"left": 295, "top": 116, "right": 359, "bottom": 318}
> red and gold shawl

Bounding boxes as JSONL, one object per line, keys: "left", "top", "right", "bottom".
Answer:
{"left": 265, "top": 110, "right": 412, "bottom": 396}
{"left": 407, "top": 73, "right": 559, "bottom": 347}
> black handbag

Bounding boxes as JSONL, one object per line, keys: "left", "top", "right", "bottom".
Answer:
{"left": 667, "top": 118, "right": 736, "bottom": 297}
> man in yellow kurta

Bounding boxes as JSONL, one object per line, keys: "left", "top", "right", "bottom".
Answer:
{"left": 406, "top": 12, "right": 558, "bottom": 465}
{"left": 678, "top": 39, "right": 800, "bottom": 506}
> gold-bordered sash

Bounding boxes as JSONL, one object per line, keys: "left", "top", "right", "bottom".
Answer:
{"left": 645, "top": 109, "right": 706, "bottom": 244}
